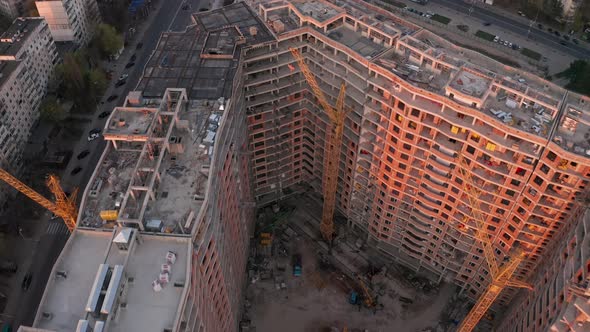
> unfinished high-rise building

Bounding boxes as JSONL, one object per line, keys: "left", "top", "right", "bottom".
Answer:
{"left": 243, "top": 0, "right": 590, "bottom": 312}
{"left": 23, "top": 0, "right": 590, "bottom": 331}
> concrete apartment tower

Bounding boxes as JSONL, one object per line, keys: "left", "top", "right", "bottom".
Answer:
{"left": 35, "top": 0, "right": 101, "bottom": 45}
{"left": 20, "top": 0, "right": 590, "bottom": 331}
{"left": 0, "top": 0, "right": 27, "bottom": 18}
{"left": 0, "top": 17, "right": 58, "bottom": 210}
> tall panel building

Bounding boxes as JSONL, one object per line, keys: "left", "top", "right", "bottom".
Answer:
{"left": 0, "top": 17, "right": 58, "bottom": 209}
{"left": 35, "top": 0, "right": 101, "bottom": 45}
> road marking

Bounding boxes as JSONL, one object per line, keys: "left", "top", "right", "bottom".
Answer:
{"left": 168, "top": 0, "right": 185, "bottom": 32}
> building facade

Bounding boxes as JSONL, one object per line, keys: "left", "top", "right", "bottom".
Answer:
{"left": 243, "top": 0, "right": 590, "bottom": 316}
{"left": 0, "top": 17, "right": 58, "bottom": 209}
{"left": 498, "top": 209, "right": 590, "bottom": 331}
{"left": 0, "top": 0, "right": 25, "bottom": 18}
{"left": 35, "top": 0, "right": 100, "bottom": 45}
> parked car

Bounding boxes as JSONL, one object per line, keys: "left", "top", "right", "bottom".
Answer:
{"left": 554, "top": 31, "right": 560, "bottom": 36}
{"left": 118, "top": 74, "right": 128, "bottom": 81}
{"left": 125, "top": 62, "right": 135, "bottom": 69}
{"left": 560, "top": 40, "right": 568, "bottom": 46}
{"left": 77, "top": 150, "right": 90, "bottom": 160}
{"left": 182, "top": 4, "right": 190, "bottom": 10}
{"left": 71, "top": 167, "right": 83, "bottom": 175}
{"left": 564, "top": 35, "right": 570, "bottom": 41}
{"left": 107, "top": 95, "right": 118, "bottom": 102}
{"left": 98, "top": 111, "right": 111, "bottom": 119}
{"left": 483, "top": 22, "right": 491, "bottom": 26}
{"left": 136, "top": 42, "right": 143, "bottom": 49}
{"left": 21, "top": 273, "right": 32, "bottom": 291}
{"left": 130, "top": 54, "right": 137, "bottom": 62}
{"left": 573, "top": 39, "right": 579, "bottom": 44}
{"left": 537, "top": 23, "right": 543, "bottom": 29}
{"left": 115, "top": 80, "right": 126, "bottom": 88}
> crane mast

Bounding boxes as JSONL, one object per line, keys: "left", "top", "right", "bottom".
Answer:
{"left": 290, "top": 47, "right": 349, "bottom": 243}
{"left": 0, "top": 168, "right": 77, "bottom": 232}
{"left": 455, "top": 154, "right": 531, "bottom": 332}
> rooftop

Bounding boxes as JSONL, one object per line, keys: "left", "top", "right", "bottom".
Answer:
{"left": 554, "top": 93, "right": 590, "bottom": 157}
{"left": 138, "top": 2, "right": 274, "bottom": 99}
{"left": 78, "top": 89, "right": 225, "bottom": 234}
{"left": 327, "top": 25, "right": 386, "bottom": 58}
{"left": 0, "top": 17, "right": 43, "bottom": 58}
{"left": 291, "top": 0, "right": 343, "bottom": 22}
{"left": 34, "top": 228, "right": 190, "bottom": 332}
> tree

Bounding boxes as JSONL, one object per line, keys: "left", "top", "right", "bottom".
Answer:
{"left": 95, "top": 24, "right": 124, "bottom": 57}
{"left": 57, "top": 52, "right": 86, "bottom": 100}
{"left": 557, "top": 60, "right": 590, "bottom": 97}
{"left": 86, "top": 68, "right": 108, "bottom": 101}
{"left": 39, "top": 96, "right": 66, "bottom": 123}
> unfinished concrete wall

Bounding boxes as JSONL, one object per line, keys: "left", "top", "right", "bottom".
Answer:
{"left": 241, "top": 23, "right": 590, "bottom": 313}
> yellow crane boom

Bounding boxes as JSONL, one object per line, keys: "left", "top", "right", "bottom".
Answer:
{"left": 455, "top": 154, "right": 531, "bottom": 332}
{"left": 290, "top": 47, "right": 349, "bottom": 243}
{"left": 0, "top": 168, "right": 77, "bottom": 232}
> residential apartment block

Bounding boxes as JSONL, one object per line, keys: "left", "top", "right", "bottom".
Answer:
{"left": 0, "top": 0, "right": 26, "bottom": 18}
{"left": 24, "top": 4, "right": 271, "bottom": 331}
{"left": 0, "top": 17, "right": 58, "bottom": 209}
{"left": 35, "top": 0, "right": 101, "bottom": 45}
{"left": 243, "top": 0, "right": 590, "bottom": 315}
{"left": 22, "top": 0, "right": 590, "bottom": 330}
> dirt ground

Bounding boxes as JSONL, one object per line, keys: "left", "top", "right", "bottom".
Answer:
{"left": 243, "top": 196, "right": 459, "bottom": 332}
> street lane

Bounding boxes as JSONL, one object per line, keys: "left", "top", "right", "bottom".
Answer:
{"left": 430, "top": 0, "right": 590, "bottom": 59}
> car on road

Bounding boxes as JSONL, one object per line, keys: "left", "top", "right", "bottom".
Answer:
{"left": 107, "top": 94, "right": 118, "bottom": 102}
{"left": 573, "top": 39, "right": 579, "bottom": 44}
{"left": 21, "top": 273, "right": 32, "bottom": 291}
{"left": 118, "top": 74, "right": 128, "bottom": 81}
{"left": 77, "top": 150, "right": 90, "bottom": 160}
{"left": 554, "top": 31, "right": 560, "bottom": 36}
{"left": 517, "top": 11, "right": 526, "bottom": 17}
{"left": 115, "top": 80, "right": 126, "bottom": 88}
{"left": 125, "top": 62, "right": 135, "bottom": 69}
{"left": 483, "top": 22, "right": 491, "bottom": 26}
{"left": 182, "top": 4, "right": 190, "bottom": 10}
{"left": 537, "top": 23, "right": 543, "bottom": 29}
{"left": 136, "top": 42, "right": 143, "bottom": 49}
{"left": 199, "top": 7, "right": 208, "bottom": 11}
{"left": 71, "top": 167, "right": 83, "bottom": 175}
{"left": 560, "top": 40, "right": 568, "bottom": 46}
{"left": 98, "top": 111, "right": 111, "bottom": 119}
{"left": 130, "top": 54, "right": 137, "bottom": 62}
{"left": 564, "top": 35, "right": 570, "bottom": 41}
{"left": 88, "top": 128, "right": 101, "bottom": 141}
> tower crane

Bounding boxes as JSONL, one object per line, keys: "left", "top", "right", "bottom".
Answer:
{"left": 290, "top": 47, "right": 349, "bottom": 243}
{"left": 455, "top": 154, "right": 532, "bottom": 332}
{"left": 0, "top": 168, "right": 78, "bottom": 232}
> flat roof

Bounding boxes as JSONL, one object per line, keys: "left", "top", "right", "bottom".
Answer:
{"left": 327, "top": 25, "right": 386, "bottom": 58}
{"left": 34, "top": 229, "right": 191, "bottom": 332}
{"left": 554, "top": 93, "right": 590, "bottom": 157}
{"left": 35, "top": 229, "right": 115, "bottom": 331}
{"left": 109, "top": 235, "right": 190, "bottom": 332}
{"left": 291, "top": 0, "right": 343, "bottom": 22}
{"left": 138, "top": 2, "right": 274, "bottom": 99}
{"left": 0, "top": 18, "right": 43, "bottom": 57}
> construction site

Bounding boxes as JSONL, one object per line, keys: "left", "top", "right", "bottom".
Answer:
{"left": 7, "top": 0, "right": 590, "bottom": 331}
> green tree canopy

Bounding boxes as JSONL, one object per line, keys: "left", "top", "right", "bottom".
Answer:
{"left": 556, "top": 60, "right": 590, "bottom": 97}
{"left": 95, "top": 24, "right": 124, "bottom": 57}
{"left": 39, "top": 96, "right": 66, "bottom": 123}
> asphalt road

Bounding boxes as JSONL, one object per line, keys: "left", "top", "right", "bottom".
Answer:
{"left": 430, "top": 0, "right": 590, "bottom": 59}
{"left": 7, "top": 0, "right": 205, "bottom": 328}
